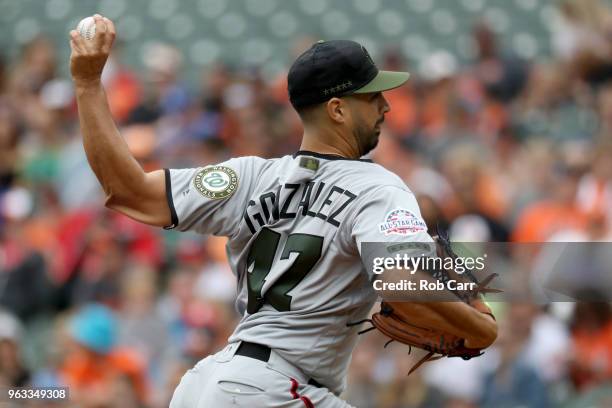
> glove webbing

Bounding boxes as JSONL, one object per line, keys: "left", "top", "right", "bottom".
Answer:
{"left": 432, "top": 228, "right": 502, "bottom": 302}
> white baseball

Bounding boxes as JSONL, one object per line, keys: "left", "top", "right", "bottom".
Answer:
{"left": 76, "top": 16, "right": 96, "bottom": 40}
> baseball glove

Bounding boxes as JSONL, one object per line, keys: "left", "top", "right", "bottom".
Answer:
{"left": 372, "top": 299, "right": 494, "bottom": 374}
{"left": 352, "top": 231, "right": 501, "bottom": 375}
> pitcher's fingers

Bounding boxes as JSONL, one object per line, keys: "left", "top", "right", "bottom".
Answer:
{"left": 102, "top": 17, "right": 116, "bottom": 52}
{"left": 69, "top": 39, "right": 77, "bottom": 54}
{"left": 69, "top": 30, "right": 84, "bottom": 53}
{"left": 103, "top": 17, "right": 116, "bottom": 37}
{"left": 69, "top": 38, "right": 79, "bottom": 53}
{"left": 93, "top": 14, "right": 107, "bottom": 48}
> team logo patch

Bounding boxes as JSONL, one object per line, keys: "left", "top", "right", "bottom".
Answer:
{"left": 378, "top": 208, "right": 427, "bottom": 236}
{"left": 193, "top": 166, "right": 238, "bottom": 200}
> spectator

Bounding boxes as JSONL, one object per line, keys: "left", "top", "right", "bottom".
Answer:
{"left": 552, "top": 0, "right": 612, "bottom": 85}
{"left": 0, "top": 308, "right": 30, "bottom": 387}
{"left": 569, "top": 298, "right": 612, "bottom": 391}
{"left": 512, "top": 162, "right": 588, "bottom": 242}
{"left": 481, "top": 304, "right": 551, "bottom": 407}
{"left": 60, "top": 304, "right": 149, "bottom": 407}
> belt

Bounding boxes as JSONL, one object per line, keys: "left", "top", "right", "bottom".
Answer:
{"left": 235, "top": 342, "right": 325, "bottom": 389}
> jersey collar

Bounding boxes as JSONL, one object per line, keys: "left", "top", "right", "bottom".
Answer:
{"left": 293, "top": 150, "right": 373, "bottom": 162}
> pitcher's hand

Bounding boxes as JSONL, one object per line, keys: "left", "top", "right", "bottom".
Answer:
{"left": 69, "top": 14, "right": 116, "bottom": 86}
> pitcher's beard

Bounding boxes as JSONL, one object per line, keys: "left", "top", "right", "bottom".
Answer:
{"left": 355, "top": 119, "right": 382, "bottom": 156}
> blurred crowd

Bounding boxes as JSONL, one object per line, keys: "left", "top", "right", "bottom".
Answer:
{"left": 1, "top": 0, "right": 612, "bottom": 406}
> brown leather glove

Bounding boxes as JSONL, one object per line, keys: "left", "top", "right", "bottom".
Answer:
{"left": 372, "top": 301, "right": 490, "bottom": 375}
{"left": 369, "top": 233, "right": 499, "bottom": 375}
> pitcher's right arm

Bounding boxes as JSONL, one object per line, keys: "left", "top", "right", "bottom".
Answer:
{"left": 70, "top": 15, "right": 170, "bottom": 227}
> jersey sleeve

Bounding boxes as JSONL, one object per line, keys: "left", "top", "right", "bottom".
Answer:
{"left": 164, "top": 156, "right": 261, "bottom": 237}
{"left": 349, "top": 185, "right": 435, "bottom": 278}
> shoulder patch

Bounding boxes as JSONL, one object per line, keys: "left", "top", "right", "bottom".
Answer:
{"left": 378, "top": 208, "right": 427, "bottom": 236}
{"left": 193, "top": 166, "right": 238, "bottom": 200}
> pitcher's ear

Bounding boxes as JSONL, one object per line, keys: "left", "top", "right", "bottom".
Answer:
{"left": 326, "top": 97, "right": 348, "bottom": 124}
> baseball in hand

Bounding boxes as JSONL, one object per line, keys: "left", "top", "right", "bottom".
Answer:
{"left": 76, "top": 16, "right": 96, "bottom": 40}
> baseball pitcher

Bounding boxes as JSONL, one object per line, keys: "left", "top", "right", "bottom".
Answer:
{"left": 69, "top": 15, "right": 497, "bottom": 408}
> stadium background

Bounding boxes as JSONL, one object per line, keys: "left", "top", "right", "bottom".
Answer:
{"left": 1, "top": 0, "right": 612, "bottom": 406}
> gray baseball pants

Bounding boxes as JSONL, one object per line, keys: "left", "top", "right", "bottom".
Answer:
{"left": 170, "top": 342, "right": 354, "bottom": 408}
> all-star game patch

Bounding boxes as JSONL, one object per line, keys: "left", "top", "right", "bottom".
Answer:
{"left": 193, "top": 166, "right": 238, "bottom": 200}
{"left": 378, "top": 208, "right": 427, "bottom": 236}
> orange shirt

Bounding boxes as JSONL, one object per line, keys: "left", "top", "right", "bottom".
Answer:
{"left": 572, "top": 322, "right": 612, "bottom": 389}
{"left": 512, "top": 202, "right": 588, "bottom": 242}
{"left": 383, "top": 86, "right": 417, "bottom": 136}
{"left": 60, "top": 347, "right": 148, "bottom": 403}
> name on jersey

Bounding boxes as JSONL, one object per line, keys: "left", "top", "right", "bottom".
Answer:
{"left": 243, "top": 182, "right": 357, "bottom": 234}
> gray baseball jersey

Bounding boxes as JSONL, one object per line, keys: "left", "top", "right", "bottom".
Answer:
{"left": 165, "top": 151, "right": 433, "bottom": 395}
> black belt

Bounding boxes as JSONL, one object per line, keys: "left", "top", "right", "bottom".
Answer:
{"left": 235, "top": 342, "right": 325, "bottom": 388}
